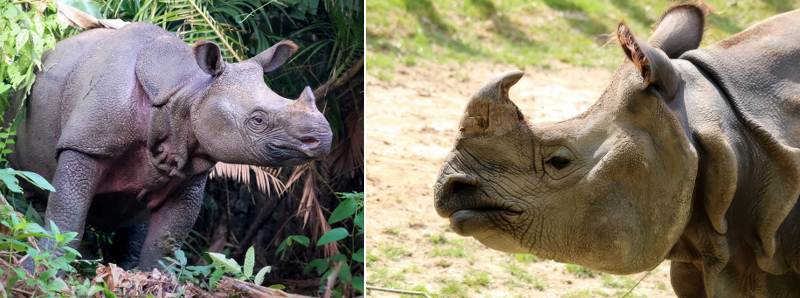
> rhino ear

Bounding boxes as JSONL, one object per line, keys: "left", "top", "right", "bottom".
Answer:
{"left": 249, "top": 40, "right": 299, "bottom": 73}
{"left": 618, "top": 23, "right": 679, "bottom": 100}
{"left": 193, "top": 41, "right": 224, "bottom": 76}
{"left": 648, "top": 4, "right": 705, "bottom": 58}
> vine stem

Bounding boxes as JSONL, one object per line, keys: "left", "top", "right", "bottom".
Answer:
{"left": 622, "top": 269, "right": 653, "bottom": 297}
{"left": 366, "top": 285, "right": 431, "bottom": 297}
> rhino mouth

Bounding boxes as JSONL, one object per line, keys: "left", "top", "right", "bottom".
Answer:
{"left": 265, "top": 143, "right": 313, "bottom": 165}
{"left": 435, "top": 174, "right": 523, "bottom": 218}
{"left": 448, "top": 208, "right": 522, "bottom": 235}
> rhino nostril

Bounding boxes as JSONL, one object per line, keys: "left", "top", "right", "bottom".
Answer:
{"left": 444, "top": 175, "right": 479, "bottom": 197}
{"left": 451, "top": 180, "right": 475, "bottom": 195}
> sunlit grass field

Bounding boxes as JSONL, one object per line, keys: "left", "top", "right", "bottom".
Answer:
{"left": 367, "top": 0, "right": 795, "bottom": 80}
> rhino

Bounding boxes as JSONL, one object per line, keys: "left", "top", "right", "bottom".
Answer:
{"left": 434, "top": 5, "right": 800, "bottom": 297}
{"left": 9, "top": 23, "right": 332, "bottom": 270}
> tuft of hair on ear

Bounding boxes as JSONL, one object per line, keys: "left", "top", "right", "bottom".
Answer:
{"left": 653, "top": 2, "right": 708, "bottom": 31}
{"left": 617, "top": 23, "right": 650, "bottom": 82}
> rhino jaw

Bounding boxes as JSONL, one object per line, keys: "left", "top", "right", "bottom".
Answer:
{"left": 434, "top": 170, "right": 527, "bottom": 253}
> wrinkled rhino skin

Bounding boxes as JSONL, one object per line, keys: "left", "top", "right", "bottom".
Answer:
{"left": 10, "top": 23, "right": 333, "bottom": 270}
{"left": 435, "top": 5, "right": 800, "bottom": 297}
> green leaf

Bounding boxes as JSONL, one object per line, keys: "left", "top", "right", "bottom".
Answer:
{"left": 48, "top": 219, "right": 60, "bottom": 235}
{"left": 15, "top": 31, "right": 28, "bottom": 47}
{"left": 0, "top": 168, "right": 22, "bottom": 193}
{"left": 101, "top": 283, "right": 117, "bottom": 298}
{"left": 352, "top": 276, "right": 364, "bottom": 293}
{"left": 276, "top": 239, "right": 290, "bottom": 257}
{"left": 207, "top": 252, "right": 241, "bottom": 274}
{"left": 175, "top": 250, "right": 187, "bottom": 266}
{"left": 328, "top": 197, "right": 357, "bottom": 224}
{"left": 17, "top": 170, "right": 55, "bottom": 192}
{"left": 354, "top": 211, "right": 364, "bottom": 230}
{"left": 330, "top": 253, "right": 347, "bottom": 262}
{"left": 316, "top": 227, "right": 348, "bottom": 246}
{"left": 338, "top": 262, "right": 351, "bottom": 283}
{"left": 254, "top": 266, "right": 271, "bottom": 286}
{"left": 268, "top": 284, "right": 286, "bottom": 290}
{"left": 352, "top": 248, "right": 364, "bottom": 263}
{"left": 47, "top": 277, "right": 67, "bottom": 292}
{"left": 209, "top": 269, "right": 225, "bottom": 287}
{"left": 276, "top": 235, "right": 310, "bottom": 258}
{"left": 304, "top": 258, "right": 328, "bottom": 275}
{"left": 290, "top": 235, "right": 310, "bottom": 247}
{"left": 244, "top": 246, "right": 255, "bottom": 279}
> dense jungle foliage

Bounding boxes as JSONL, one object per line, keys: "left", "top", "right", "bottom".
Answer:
{"left": 0, "top": 0, "right": 363, "bottom": 296}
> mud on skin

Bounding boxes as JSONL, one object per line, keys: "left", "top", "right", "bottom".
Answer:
{"left": 10, "top": 22, "right": 333, "bottom": 270}
{"left": 435, "top": 4, "right": 800, "bottom": 297}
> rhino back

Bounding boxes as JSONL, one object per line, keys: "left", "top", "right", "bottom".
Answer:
{"left": 682, "top": 9, "right": 800, "bottom": 146}
{"left": 13, "top": 27, "right": 115, "bottom": 179}
{"left": 681, "top": 9, "right": 800, "bottom": 276}
{"left": 56, "top": 23, "right": 190, "bottom": 157}
{"left": 15, "top": 22, "right": 207, "bottom": 183}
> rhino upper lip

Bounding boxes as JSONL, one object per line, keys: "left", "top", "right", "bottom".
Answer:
{"left": 268, "top": 143, "right": 310, "bottom": 158}
{"left": 437, "top": 174, "right": 523, "bottom": 217}
{"left": 438, "top": 194, "right": 523, "bottom": 218}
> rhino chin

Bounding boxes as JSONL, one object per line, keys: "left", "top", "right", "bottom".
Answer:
{"left": 472, "top": 231, "right": 528, "bottom": 254}
{"left": 449, "top": 210, "right": 527, "bottom": 253}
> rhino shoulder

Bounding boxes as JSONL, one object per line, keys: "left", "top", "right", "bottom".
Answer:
{"left": 53, "top": 23, "right": 177, "bottom": 158}
{"left": 133, "top": 27, "right": 210, "bottom": 106}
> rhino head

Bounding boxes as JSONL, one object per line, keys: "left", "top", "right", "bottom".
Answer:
{"left": 189, "top": 40, "right": 333, "bottom": 167}
{"left": 434, "top": 6, "right": 705, "bottom": 274}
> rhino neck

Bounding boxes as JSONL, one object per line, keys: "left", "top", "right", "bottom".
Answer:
{"left": 146, "top": 78, "right": 215, "bottom": 179}
{"left": 667, "top": 59, "right": 800, "bottom": 295}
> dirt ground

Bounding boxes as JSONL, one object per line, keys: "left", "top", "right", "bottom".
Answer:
{"left": 365, "top": 62, "right": 676, "bottom": 297}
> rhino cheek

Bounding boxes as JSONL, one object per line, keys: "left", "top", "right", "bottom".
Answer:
{"left": 192, "top": 100, "right": 252, "bottom": 163}
{"left": 561, "top": 133, "right": 691, "bottom": 273}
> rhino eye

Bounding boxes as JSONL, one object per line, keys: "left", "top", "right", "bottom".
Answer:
{"left": 542, "top": 146, "right": 578, "bottom": 179}
{"left": 545, "top": 156, "right": 571, "bottom": 170}
{"left": 247, "top": 113, "right": 269, "bottom": 132}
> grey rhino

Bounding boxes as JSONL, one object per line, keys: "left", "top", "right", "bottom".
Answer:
{"left": 434, "top": 4, "right": 800, "bottom": 297}
{"left": 10, "top": 23, "right": 332, "bottom": 270}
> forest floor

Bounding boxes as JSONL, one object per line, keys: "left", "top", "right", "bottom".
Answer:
{"left": 365, "top": 61, "right": 676, "bottom": 297}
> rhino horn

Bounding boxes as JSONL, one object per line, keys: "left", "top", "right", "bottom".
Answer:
{"left": 475, "top": 70, "right": 524, "bottom": 103}
{"left": 462, "top": 71, "right": 526, "bottom": 135}
{"left": 294, "top": 86, "right": 318, "bottom": 112}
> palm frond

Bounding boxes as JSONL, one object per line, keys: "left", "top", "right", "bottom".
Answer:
{"left": 164, "top": 0, "right": 244, "bottom": 61}
{"left": 210, "top": 163, "right": 286, "bottom": 196}
{"left": 292, "top": 163, "right": 337, "bottom": 257}
{"left": 97, "top": 0, "right": 245, "bottom": 61}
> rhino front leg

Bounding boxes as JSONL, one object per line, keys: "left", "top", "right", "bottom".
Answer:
{"left": 137, "top": 175, "right": 207, "bottom": 270}
{"left": 111, "top": 223, "right": 148, "bottom": 270}
{"left": 671, "top": 261, "right": 707, "bottom": 298}
{"left": 44, "top": 150, "right": 101, "bottom": 249}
